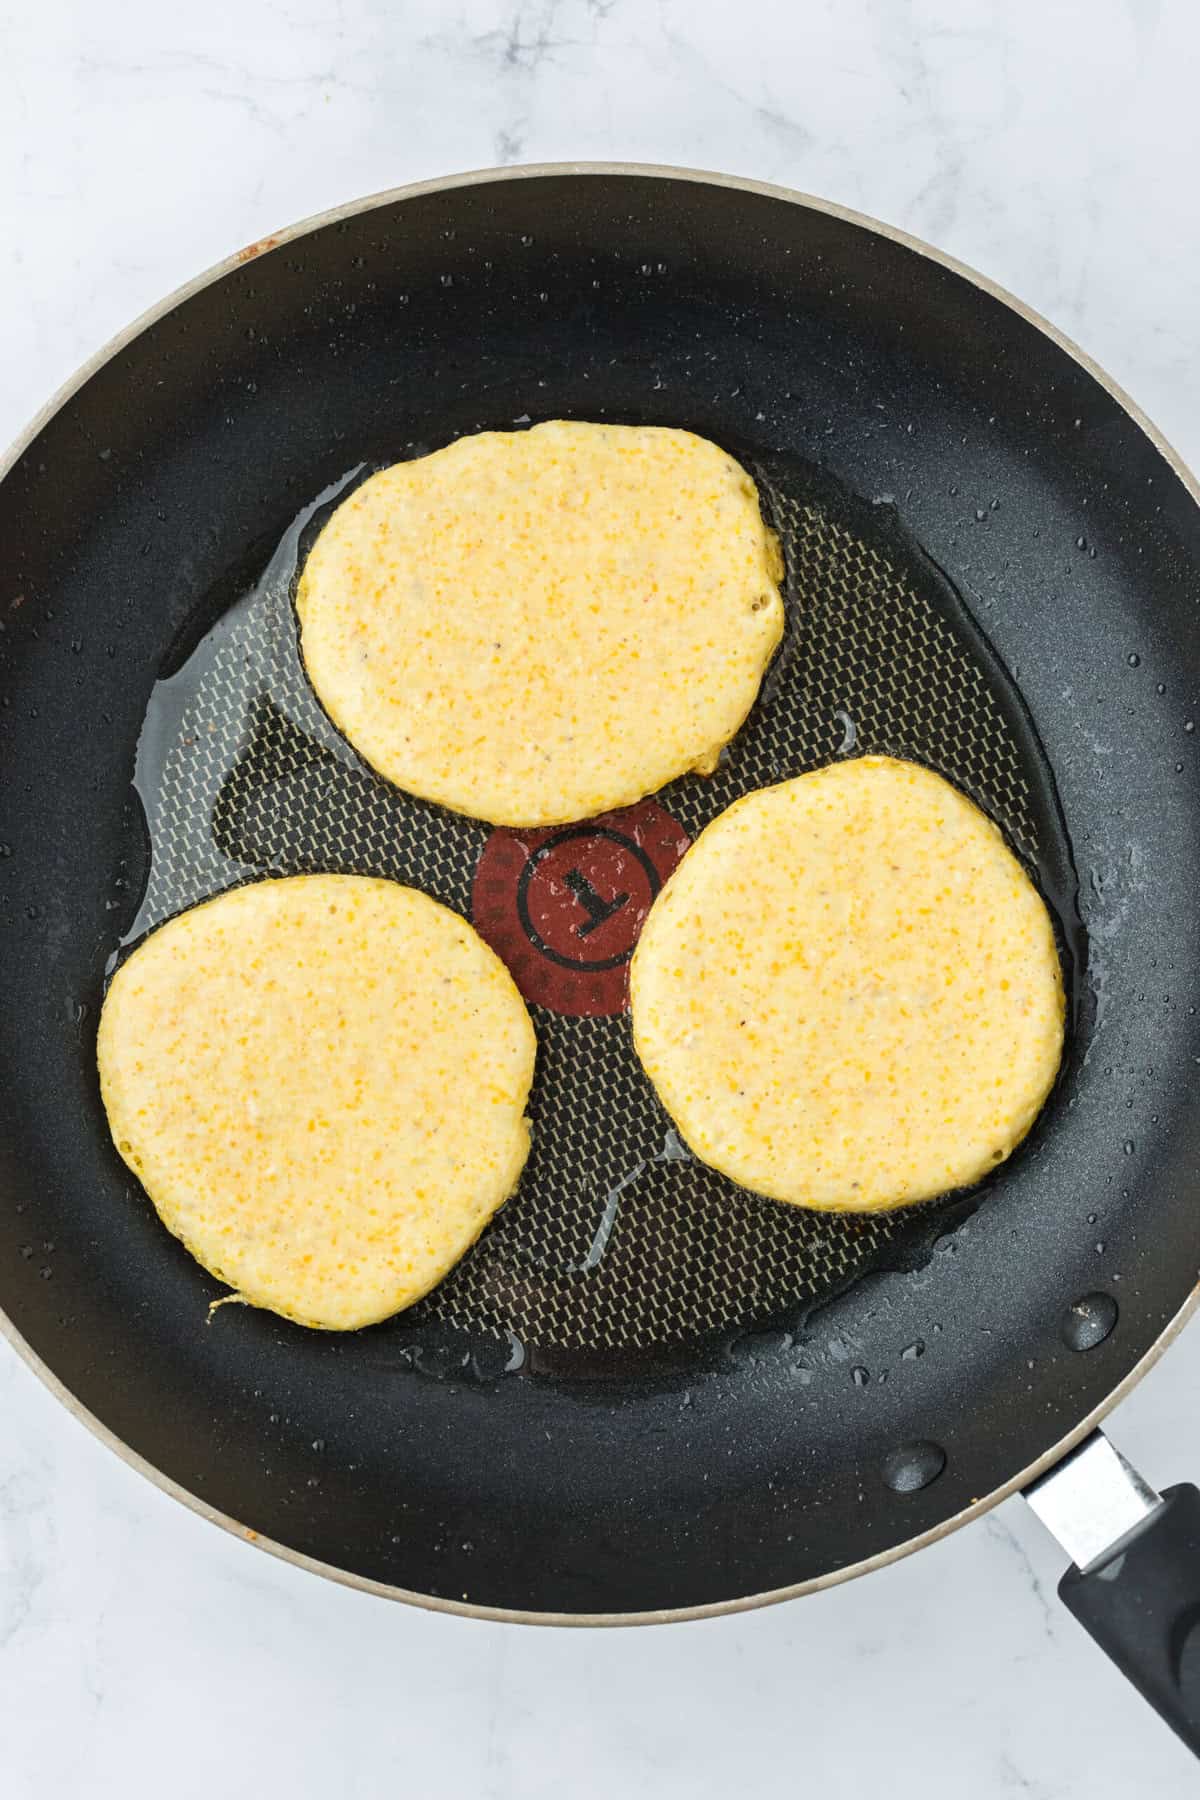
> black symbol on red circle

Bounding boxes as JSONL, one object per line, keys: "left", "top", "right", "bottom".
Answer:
{"left": 564, "top": 868, "right": 629, "bottom": 938}
{"left": 515, "top": 826, "right": 663, "bottom": 973}
{"left": 471, "top": 800, "right": 689, "bottom": 1017}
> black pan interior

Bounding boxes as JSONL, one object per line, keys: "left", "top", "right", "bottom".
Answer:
{"left": 2, "top": 171, "right": 1199, "bottom": 1615}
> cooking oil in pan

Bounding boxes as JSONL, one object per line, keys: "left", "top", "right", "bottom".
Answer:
{"left": 113, "top": 434, "right": 1086, "bottom": 1369}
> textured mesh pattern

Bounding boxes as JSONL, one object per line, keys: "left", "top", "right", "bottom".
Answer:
{"left": 125, "top": 457, "right": 1041, "bottom": 1355}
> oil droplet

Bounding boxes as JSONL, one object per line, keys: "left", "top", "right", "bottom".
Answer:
{"left": 1123, "top": 1139, "right": 1135, "bottom": 1155}
{"left": 1076, "top": 535, "right": 1087, "bottom": 550}
{"left": 975, "top": 508, "right": 986, "bottom": 522}
{"left": 1186, "top": 720, "right": 1196, "bottom": 735}
{"left": 1127, "top": 653, "right": 1140, "bottom": 667}
{"left": 1157, "top": 683, "right": 1167, "bottom": 695}
{"left": 1062, "top": 1292, "right": 1118, "bottom": 1352}
{"left": 881, "top": 1440, "right": 945, "bottom": 1493}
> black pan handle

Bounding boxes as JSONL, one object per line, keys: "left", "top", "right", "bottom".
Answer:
{"left": 1026, "top": 1433, "right": 1200, "bottom": 1755}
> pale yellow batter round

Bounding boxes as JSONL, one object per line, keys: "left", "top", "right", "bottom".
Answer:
{"left": 296, "top": 421, "right": 784, "bottom": 827}
{"left": 97, "top": 875, "right": 535, "bottom": 1329}
{"left": 630, "top": 757, "right": 1065, "bottom": 1212}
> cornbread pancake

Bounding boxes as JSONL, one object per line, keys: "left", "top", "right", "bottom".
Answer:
{"left": 630, "top": 756, "right": 1065, "bottom": 1213}
{"left": 295, "top": 421, "right": 785, "bottom": 827}
{"left": 97, "top": 874, "right": 535, "bottom": 1329}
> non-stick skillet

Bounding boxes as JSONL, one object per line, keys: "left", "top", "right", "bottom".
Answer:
{"left": 3, "top": 165, "right": 1200, "bottom": 1751}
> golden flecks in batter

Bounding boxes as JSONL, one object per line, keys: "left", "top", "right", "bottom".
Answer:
{"left": 97, "top": 875, "right": 535, "bottom": 1329}
{"left": 295, "top": 421, "right": 784, "bottom": 827}
{"left": 630, "top": 756, "right": 1065, "bottom": 1212}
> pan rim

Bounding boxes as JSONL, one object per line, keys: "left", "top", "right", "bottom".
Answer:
{"left": 3, "top": 158, "right": 1198, "bottom": 1625}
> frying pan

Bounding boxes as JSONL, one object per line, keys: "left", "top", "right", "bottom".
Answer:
{"left": 4, "top": 165, "right": 1200, "bottom": 1748}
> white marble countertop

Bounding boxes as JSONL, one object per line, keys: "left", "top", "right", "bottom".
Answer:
{"left": 4, "top": 2, "right": 1200, "bottom": 1795}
